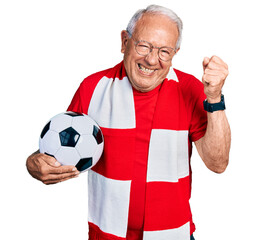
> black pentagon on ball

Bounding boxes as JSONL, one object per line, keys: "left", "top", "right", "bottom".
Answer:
{"left": 93, "top": 125, "right": 103, "bottom": 144}
{"left": 59, "top": 127, "right": 80, "bottom": 147}
{"left": 65, "top": 111, "right": 84, "bottom": 117}
{"left": 40, "top": 121, "right": 51, "bottom": 138}
{"left": 45, "top": 152, "right": 55, "bottom": 158}
{"left": 75, "top": 157, "right": 93, "bottom": 172}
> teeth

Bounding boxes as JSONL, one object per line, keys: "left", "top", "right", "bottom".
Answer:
{"left": 138, "top": 64, "right": 154, "bottom": 74}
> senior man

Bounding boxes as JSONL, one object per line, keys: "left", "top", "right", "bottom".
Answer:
{"left": 26, "top": 4, "right": 231, "bottom": 240}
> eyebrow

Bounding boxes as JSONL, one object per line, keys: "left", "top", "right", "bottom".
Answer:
{"left": 135, "top": 39, "right": 175, "bottom": 50}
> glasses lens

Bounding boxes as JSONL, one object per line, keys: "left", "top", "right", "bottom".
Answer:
{"left": 159, "top": 47, "right": 175, "bottom": 61}
{"left": 135, "top": 41, "right": 151, "bottom": 56}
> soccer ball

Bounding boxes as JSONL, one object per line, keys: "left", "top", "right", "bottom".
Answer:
{"left": 39, "top": 111, "right": 104, "bottom": 172}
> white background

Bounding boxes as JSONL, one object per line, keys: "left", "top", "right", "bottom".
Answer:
{"left": 1, "top": 0, "right": 256, "bottom": 239}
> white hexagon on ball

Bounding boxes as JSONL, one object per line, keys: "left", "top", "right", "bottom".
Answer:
{"left": 76, "top": 134, "right": 97, "bottom": 158}
{"left": 50, "top": 113, "right": 73, "bottom": 133}
{"left": 40, "top": 130, "right": 61, "bottom": 156}
{"left": 55, "top": 147, "right": 81, "bottom": 166}
{"left": 71, "top": 116, "right": 95, "bottom": 135}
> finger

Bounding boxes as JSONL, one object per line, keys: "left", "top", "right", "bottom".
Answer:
{"left": 202, "top": 75, "right": 224, "bottom": 91}
{"left": 39, "top": 153, "right": 78, "bottom": 173}
{"left": 42, "top": 168, "right": 80, "bottom": 183}
{"left": 43, "top": 174, "right": 79, "bottom": 185}
{"left": 204, "top": 60, "right": 224, "bottom": 71}
{"left": 49, "top": 169, "right": 80, "bottom": 179}
{"left": 209, "top": 55, "right": 228, "bottom": 67}
{"left": 202, "top": 74, "right": 224, "bottom": 86}
{"left": 203, "top": 57, "right": 210, "bottom": 69}
{"left": 50, "top": 165, "right": 78, "bottom": 174}
{"left": 205, "top": 56, "right": 228, "bottom": 71}
{"left": 37, "top": 156, "right": 78, "bottom": 176}
{"left": 203, "top": 68, "right": 228, "bottom": 77}
{"left": 40, "top": 153, "right": 61, "bottom": 167}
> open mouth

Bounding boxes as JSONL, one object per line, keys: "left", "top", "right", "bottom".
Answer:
{"left": 138, "top": 63, "right": 155, "bottom": 75}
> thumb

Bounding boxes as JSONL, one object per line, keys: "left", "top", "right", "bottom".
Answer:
{"left": 203, "top": 57, "right": 210, "bottom": 70}
{"left": 42, "top": 153, "right": 61, "bottom": 167}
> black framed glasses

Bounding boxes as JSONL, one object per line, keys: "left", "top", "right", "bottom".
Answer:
{"left": 133, "top": 39, "right": 176, "bottom": 62}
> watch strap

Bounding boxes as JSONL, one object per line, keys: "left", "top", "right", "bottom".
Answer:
{"left": 203, "top": 94, "right": 226, "bottom": 113}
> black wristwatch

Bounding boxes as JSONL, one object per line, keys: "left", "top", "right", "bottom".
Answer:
{"left": 203, "top": 94, "right": 226, "bottom": 113}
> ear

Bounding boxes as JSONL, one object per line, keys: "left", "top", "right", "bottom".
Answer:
{"left": 121, "top": 30, "right": 129, "bottom": 53}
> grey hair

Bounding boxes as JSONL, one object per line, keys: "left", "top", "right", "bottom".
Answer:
{"left": 126, "top": 4, "right": 183, "bottom": 51}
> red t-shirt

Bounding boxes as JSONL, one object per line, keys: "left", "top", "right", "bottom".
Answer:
{"left": 67, "top": 62, "right": 207, "bottom": 240}
{"left": 126, "top": 85, "right": 161, "bottom": 239}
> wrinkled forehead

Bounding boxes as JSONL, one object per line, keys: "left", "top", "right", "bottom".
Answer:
{"left": 132, "top": 13, "right": 179, "bottom": 47}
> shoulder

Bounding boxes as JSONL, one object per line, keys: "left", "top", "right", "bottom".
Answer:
{"left": 80, "top": 61, "right": 125, "bottom": 90}
{"left": 174, "top": 68, "right": 203, "bottom": 89}
{"left": 68, "top": 62, "right": 124, "bottom": 114}
{"left": 80, "top": 67, "right": 112, "bottom": 89}
{"left": 173, "top": 68, "right": 205, "bottom": 98}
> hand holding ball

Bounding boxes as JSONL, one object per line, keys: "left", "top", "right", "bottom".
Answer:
{"left": 39, "top": 112, "right": 104, "bottom": 172}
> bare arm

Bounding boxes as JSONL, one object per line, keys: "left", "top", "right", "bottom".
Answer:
{"left": 195, "top": 110, "right": 231, "bottom": 173}
{"left": 195, "top": 56, "right": 231, "bottom": 173}
{"left": 26, "top": 150, "right": 80, "bottom": 185}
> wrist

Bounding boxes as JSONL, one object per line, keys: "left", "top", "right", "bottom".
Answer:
{"left": 203, "top": 94, "right": 225, "bottom": 113}
{"left": 206, "top": 95, "right": 222, "bottom": 104}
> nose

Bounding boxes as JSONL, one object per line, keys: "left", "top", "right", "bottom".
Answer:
{"left": 144, "top": 48, "right": 159, "bottom": 65}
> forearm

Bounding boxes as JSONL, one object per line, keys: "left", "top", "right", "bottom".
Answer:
{"left": 196, "top": 110, "right": 231, "bottom": 173}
